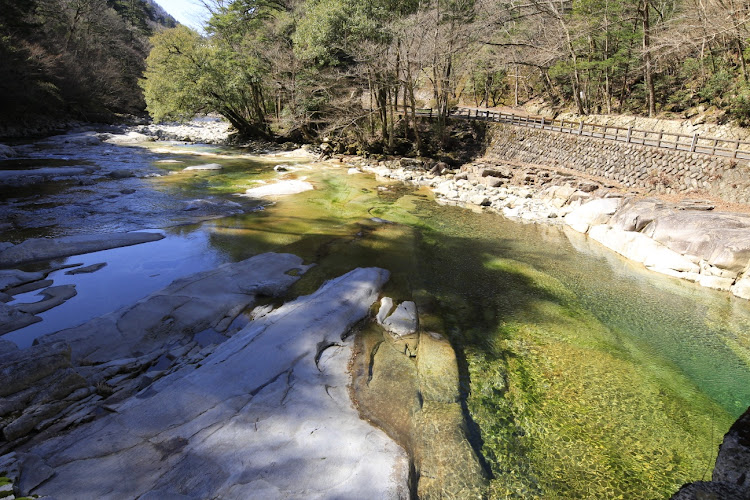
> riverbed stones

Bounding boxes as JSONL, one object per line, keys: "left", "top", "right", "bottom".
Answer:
{"left": 0, "top": 231, "right": 165, "bottom": 268}
{"left": 22, "top": 267, "right": 410, "bottom": 499}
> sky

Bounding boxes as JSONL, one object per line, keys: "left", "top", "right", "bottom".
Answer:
{"left": 155, "top": 0, "right": 208, "bottom": 30}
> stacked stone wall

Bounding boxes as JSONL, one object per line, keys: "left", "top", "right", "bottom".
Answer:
{"left": 488, "top": 123, "right": 750, "bottom": 204}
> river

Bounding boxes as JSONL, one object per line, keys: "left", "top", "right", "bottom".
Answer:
{"left": 2, "top": 136, "right": 749, "bottom": 498}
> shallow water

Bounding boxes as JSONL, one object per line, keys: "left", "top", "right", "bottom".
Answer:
{"left": 2, "top": 138, "right": 749, "bottom": 498}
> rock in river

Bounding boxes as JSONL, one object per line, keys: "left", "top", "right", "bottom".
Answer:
{"left": 23, "top": 267, "right": 409, "bottom": 499}
{"left": 0, "top": 231, "right": 165, "bottom": 268}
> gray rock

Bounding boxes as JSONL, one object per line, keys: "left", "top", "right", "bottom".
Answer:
{"left": 713, "top": 407, "right": 750, "bottom": 489}
{"left": 0, "top": 342, "right": 72, "bottom": 398}
{"left": 16, "top": 453, "right": 55, "bottom": 496}
{"left": 0, "top": 144, "right": 17, "bottom": 158}
{"left": 64, "top": 263, "right": 106, "bottom": 275}
{"left": 16, "top": 285, "right": 77, "bottom": 315}
{"left": 27, "top": 267, "right": 408, "bottom": 499}
{"left": 643, "top": 213, "right": 750, "bottom": 272}
{"left": 0, "top": 270, "right": 46, "bottom": 292}
{"left": 38, "top": 253, "right": 312, "bottom": 363}
{"left": 381, "top": 301, "right": 418, "bottom": 338}
{"left": 0, "top": 232, "right": 165, "bottom": 268}
{"left": 671, "top": 407, "right": 750, "bottom": 499}
{"left": 376, "top": 297, "right": 394, "bottom": 325}
{"left": 0, "top": 302, "right": 41, "bottom": 335}
{"left": 4, "top": 279, "right": 54, "bottom": 296}
{"left": 183, "top": 163, "right": 222, "bottom": 171}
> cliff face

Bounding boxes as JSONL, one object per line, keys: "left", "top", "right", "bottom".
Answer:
{"left": 672, "top": 407, "right": 750, "bottom": 499}
{"left": 0, "top": 0, "right": 176, "bottom": 136}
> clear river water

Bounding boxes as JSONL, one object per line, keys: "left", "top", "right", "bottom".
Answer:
{"left": 2, "top": 137, "right": 749, "bottom": 498}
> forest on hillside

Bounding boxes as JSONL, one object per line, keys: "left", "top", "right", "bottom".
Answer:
{"left": 0, "top": 0, "right": 175, "bottom": 127}
{"left": 139, "top": 0, "right": 750, "bottom": 153}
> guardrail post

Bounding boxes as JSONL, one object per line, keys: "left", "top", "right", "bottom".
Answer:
{"left": 690, "top": 133, "right": 699, "bottom": 152}
{"left": 578, "top": 121, "right": 583, "bottom": 135}
{"left": 429, "top": 108, "right": 433, "bottom": 119}
{"left": 657, "top": 131, "right": 663, "bottom": 148}
{"left": 541, "top": 117, "right": 545, "bottom": 129}
{"left": 734, "top": 140, "right": 740, "bottom": 159}
{"left": 626, "top": 126, "right": 632, "bottom": 143}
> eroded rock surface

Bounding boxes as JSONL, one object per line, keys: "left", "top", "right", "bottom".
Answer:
{"left": 0, "top": 253, "right": 311, "bottom": 454}
{"left": 21, "top": 267, "right": 409, "bottom": 499}
{"left": 0, "top": 232, "right": 165, "bottom": 269}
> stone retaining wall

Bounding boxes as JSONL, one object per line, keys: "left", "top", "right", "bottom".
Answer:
{"left": 488, "top": 123, "right": 750, "bottom": 204}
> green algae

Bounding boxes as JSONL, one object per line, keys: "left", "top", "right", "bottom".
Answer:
{"left": 142, "top": 148, "right": 748, "bottom": 498}
{"left": 463, "top": 257, "right": 729, "bottom": 498}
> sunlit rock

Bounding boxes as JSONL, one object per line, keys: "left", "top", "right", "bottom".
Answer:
{"left": 564, "top": 198, "right": 623, "bottom": 234}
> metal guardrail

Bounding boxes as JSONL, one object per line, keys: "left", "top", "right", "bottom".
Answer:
{"left": 406, "top": 107, "right": 750, "bottom": 161}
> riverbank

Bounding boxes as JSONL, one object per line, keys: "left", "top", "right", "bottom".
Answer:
{"left": 331, "top": 149, "right": 750, "bottom": 301}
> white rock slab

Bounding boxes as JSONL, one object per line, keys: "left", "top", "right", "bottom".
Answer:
{"left": 588, "top": 225, "right": 700, "bottom": 274}
{"left": 243, "top": 180, "right": 313, "bottom": 198}
{"left": 381, "top": 300, "right": 418, "bottom": 338}
{"left": 564, "top": 198, "right": 622, "bottom": 234}
{"left": 27, "top": 267, "right": 409, "bottom": 499}
{"left": 183, "top": 163, "right": 222, "bottom": 171}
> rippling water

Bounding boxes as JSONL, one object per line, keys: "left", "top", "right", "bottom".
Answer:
{"left": 2, "top": 138, "right": 748, "bottom": 498}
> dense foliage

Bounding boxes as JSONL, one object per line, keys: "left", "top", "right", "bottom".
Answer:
{"left": 0, "top": 0, "right": 175, "bottom": 127}
{"left": 140, "top": 0, "right": 750, "bottom": 149}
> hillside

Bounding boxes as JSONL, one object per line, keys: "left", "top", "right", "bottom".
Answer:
{"left": 0, "top": 0, "right": 176, "bottom": 135}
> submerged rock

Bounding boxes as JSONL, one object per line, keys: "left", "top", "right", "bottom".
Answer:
{"left": 64, "top": 263, "right": 107, "bottom": 275}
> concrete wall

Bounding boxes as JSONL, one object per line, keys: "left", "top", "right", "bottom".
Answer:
{"left": 488, "top": 123, "right": 750, "bottom": 204}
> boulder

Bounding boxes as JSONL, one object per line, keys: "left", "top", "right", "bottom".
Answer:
{"left": 609, "top": 198, "right": 675, "bottom": 232}
{"left": 242, "top": 180, "right": 314, "bottom": 197}
{"left": 0, "top": 341, "right": 72, "bottom": 398}
{"left": 380, "top": 301, "right": 418, "bottom": 338}
{"left": 183, "top": 163, "right": 222, "bottom": 171}
{"left": 564, "top": 198, "right": 623, "bottom": 234}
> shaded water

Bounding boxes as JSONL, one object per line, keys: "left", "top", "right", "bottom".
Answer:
{"left": 2, "top": 138, "right": 749, "bottom": 498}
